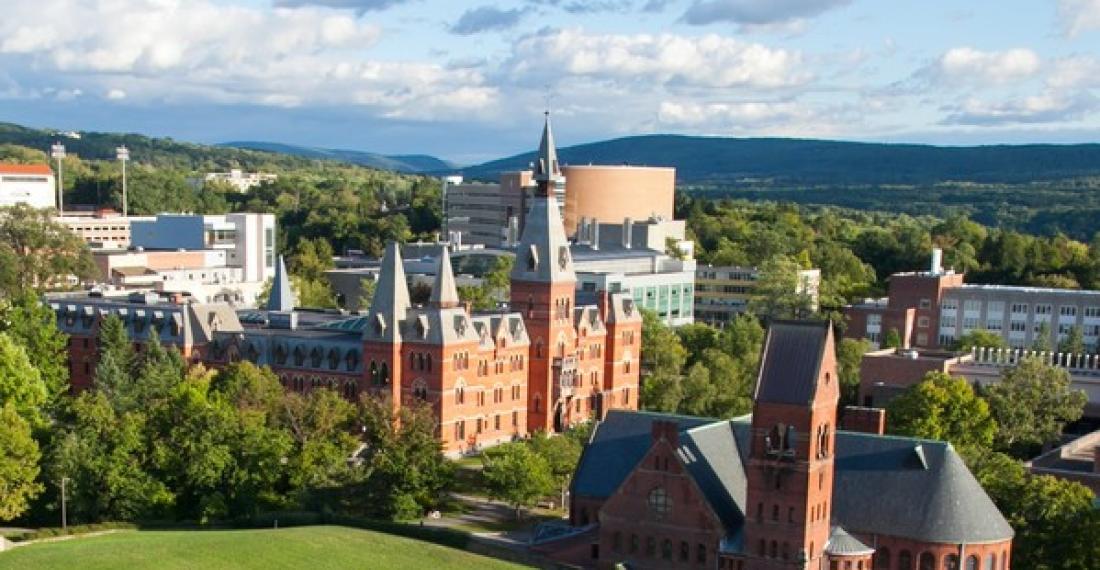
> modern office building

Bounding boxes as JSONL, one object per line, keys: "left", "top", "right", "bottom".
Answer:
{"left": 535, "top": 321, "right": 1014, "bottom": 570}
{"left": 0, "top": 163, "right": 55, "bottom": 209}
{"left": 130, "top": 213, "right": 276, "bottom": 284}
{"left": 57, "top": 212, "right": 154, "bottom": 248}
{"left": 844, "top": 248, "right": 1100, "bottom": 351}
{"left": 445, "top": 146, "right": 675, "bottom": 247}
{"left": 694, "top": 265, "right": 822, "bottom": 327}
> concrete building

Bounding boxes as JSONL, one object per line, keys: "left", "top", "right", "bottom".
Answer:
{"left": 560, "top": 165, "right": 675, "bottom": 238}
{"left": 694, "top": 265, "right": 821, "bottom": 327}
{"left": 535, "top": 321, "right": 1014, "bottom": 570}
{"left": 859, "top": 345, "right": 1100, "bottom": 419}
{"left": 57, "top": 212, "right": 154, "bottom": 248}
{"left": 1027, "top": 429, "right": 1100, "bottom": 496}
{"left": 50, "top": 115, "right": 643, "bottom": 456}
{"left": 843, "top": 248, "right": 1100, "bottom": 351}
{"left": 445, "top": 150, "right": 674, "bottom": 247}
{"left": 131, "top": 213, "right": 276, "bottom": 284}
{"left": 201, "top": 169, "right": 277, "bottom": 193}
{"left": 572, "top": 217, "right": 696, "bottom": 327}
{"left": 0, "top": 163, "right": 55, "bottom": 209}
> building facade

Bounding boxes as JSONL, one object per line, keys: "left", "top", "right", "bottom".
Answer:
{"left": 49, "top": 116, "right": 642, "bottom": 455}
{"left": 0, "top": 163, "right": 55, "bottom": 209}
{"left": 694, "top": 265, "right": 821, "bottom": 327}
{"left": 845, "top": 249, "right": 1100, "bottom": 352}
{"left": 540, "top": 321, "right": 1014, "bottom": 570}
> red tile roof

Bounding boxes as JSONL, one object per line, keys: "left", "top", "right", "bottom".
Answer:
{"left": 0, "top": 163, "right": 53, "bottom": 175}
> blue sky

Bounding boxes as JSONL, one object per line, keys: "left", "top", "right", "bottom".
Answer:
{"left": 2, "top": 0, "right": 1100, "bottom": 163}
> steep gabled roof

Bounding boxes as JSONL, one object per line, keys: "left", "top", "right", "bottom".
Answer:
{"left": 266, "top": 255, "right": 296, "bottom": 312}
{"left": 363, "top": 242, "right": 411, "bottom": 342}
{"left": 533, "top": 112, "right": 563, "bottom": 185}
{"left": 754, "top": 320, "right": 831, "bottom": 405}
{"left": 430, "top": 248, "right": 460, "bottom": 308}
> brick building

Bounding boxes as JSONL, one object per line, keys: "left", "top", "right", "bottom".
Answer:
{"left": 541, "top": 321, "right": 1013, "bottom": 569}
{"left": 49, "top": 116, "right": 642, "bottom": 455}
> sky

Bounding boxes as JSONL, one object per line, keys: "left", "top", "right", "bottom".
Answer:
{"left": 2, "top": 0, "right": 1100, "bottom": 163}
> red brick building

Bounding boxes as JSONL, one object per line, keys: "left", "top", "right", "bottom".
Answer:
{"left": 547, "top": 321, "right": 1014, "bottom": 569}
{"left": 50, "top": 115, "right": 642, "bottom": 455}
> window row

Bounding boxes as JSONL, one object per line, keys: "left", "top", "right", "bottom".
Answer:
{"left": 610, "top": 533, "right": 706, "bottom": 566}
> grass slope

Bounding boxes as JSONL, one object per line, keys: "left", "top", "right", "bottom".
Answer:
{"left": 0, "top": 526, "right": 528, "bottom": 570}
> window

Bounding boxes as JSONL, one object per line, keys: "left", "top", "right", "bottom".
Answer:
{"left": 647, "top": 487, "right": 672, "bottom": 518}
{"left": 984, "top": 554, "right": 995, "bottom": 570}
{"left": 918, "top": 552, "right": 935, "bottom": 570}
{"left": 966, "top": 556, "right": 978, "bottom": 570}
{"left": 963, "top": 299, "right": 981, "bottom": 312}
{"left": 1035, "top": 304, "right": 1052, "bottom": 315}
{"left": 962, "top": 317, "right": 979, "bottom": 331}
{"left": 645, "top": 537, "right": 655, "bottom": 557}
{"left": 1011, "top": 303, "right": 1028, "bottom": 314}
{"left": 917, "top": 316, "right": 930, "bottom": 328}
{"left": 679, "top": 541, "right": 689, "bottom": 562}
{"left": 941, "top": 298, "right": 958, "bottom": 310}
{"left": 919, "top": 298, "right": 931, "bottom": 309}
{"left": 987, "top": 301, "right": 1005, "bottom": 315}
{"left": 1010, "top": 320, "right": 1026, "bottom": 332}
{"left": 985, "top": 319, "right": 1002, "bottom": 331}
{"left": 1085, "top": 306, "right": 1100, "bottom": 318}
{"left": 874, "top": 547, "right": 891, "bottom": 570}
{"left": 612, "top": 532, "right": 622, "bottom": 553}
{"left": 898, "top": 551, "right": 913, "bottom": 570}
{"left": 945, "top": 554, "right": 960, "bottom": 570}
{"left": 697, "top": 543, "right": 706, "bottom": 564}
{"left": 1060, "top": 305, "right": 1077, "bottom": 317}
{"left": 629, "top": 534, "right": 638, "bottom": 553}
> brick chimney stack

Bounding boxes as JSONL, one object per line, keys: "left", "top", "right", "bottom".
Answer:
{"left": 841, "top": 406, "right": 886, "bottom": 435}
{"left": 651, "top": 420, "right": 679, "bottom": 446}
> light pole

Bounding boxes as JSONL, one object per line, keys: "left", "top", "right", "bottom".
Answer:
{"left": 116, "top": 145, "right": 130, "bottom": 216}
{"left": 51, "top": 142, "right": 66, "bottom": 215}
{"left": 60, "top": 476, "right": 69, "bottom": 530}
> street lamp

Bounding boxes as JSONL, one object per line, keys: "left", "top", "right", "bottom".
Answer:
{"left": 60, "top": 476, "right": 70, "bottom": 530}
{"left": 116, "top": 145, "right": 130, "bottom": 216}
{"left": 50, "top": 142, "right": 66, "bottom": 215}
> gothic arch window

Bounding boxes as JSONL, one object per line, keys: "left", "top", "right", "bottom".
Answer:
{"left": 426, "top": 354, "right": 432, "bottom": 371}
{"left": 380, "top": 362, "right": 389, "bottom": 385}
{"left": 945, "top": 554, "right": 960, "bottom": 570}
{"left": 412, "top": 378, "right": 428, "bottom": 401}
{"left": 417, "top": 353, "right": 425, "bottom": 371}
{"left": 455, "top": 379, "right": 466, "bottom": 405}
{"left": 966, "top": 555, "right": 979, "bottom": 570}
{"left": 369, "top": 361, "right": 379, "bottom": 386}
{"left": 533, "top": 393, "right": 541, "bottom": 413}
{"left": 918, "top": 552, "right": 935, "bottom": 570}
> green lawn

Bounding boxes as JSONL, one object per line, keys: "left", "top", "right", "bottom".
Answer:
{"left": 0, "top": 526, "right": 530, "bottom": 570}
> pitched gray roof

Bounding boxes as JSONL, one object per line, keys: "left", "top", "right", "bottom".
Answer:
{"left": 363, "top": 242, "right": 411, "bottom": 342}
{"left": 574, "top": 411, "right": 1014, "bottom": 546}
{"left": 510, "top": 189, "right": 575, "bottom": 283}
{"left": 754, "top": 320, "right": 830, "bottom": 405}
{"left": 430, "top": 248, "right": 460, "bottom": 308}
{"left": 825, "top": 526, "right": 874, "bottom": 556}
{"left": 267, "top": 255, "right": 296, "bottom": 312}
{"left": 533, "top": 112, "right": 563, "bottom": 185}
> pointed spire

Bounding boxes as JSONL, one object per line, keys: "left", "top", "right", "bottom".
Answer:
{"left": 533, "top": 111, "right": 563, "bottom": 192}
{"left": 267, "top": 255, "right": 296, "bottom": 312}
{"left": 366, "top": 242, "right": 411, "bottom": 341}
{"left": 431, "top": 247, "right": 460, "bottom": 309}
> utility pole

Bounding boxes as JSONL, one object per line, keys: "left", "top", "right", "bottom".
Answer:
{"left": 60, "top": 476, "right": 69, "bottom": 530}
{"left": 51, "top": 142, "right": 66, "bottom": 215}
{"left": 116, "top": 145, "right": 130, "bottom": 216}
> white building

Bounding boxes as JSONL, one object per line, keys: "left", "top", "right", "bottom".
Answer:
{"left": 203, "top": 169, "right": 277, "bottom": 193}
{"left": 0, "top": 164, "right": 55, "bottom": 209}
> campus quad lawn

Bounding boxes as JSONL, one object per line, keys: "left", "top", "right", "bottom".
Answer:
{"left": 0, "top": 525, "right": 530, "bottom": 570}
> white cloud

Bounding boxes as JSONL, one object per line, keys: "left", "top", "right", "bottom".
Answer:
{"left": 1058, "top": 0, "right": 1100, "bottom": 37}
{"left": 0, "top": 0, "right": 497, "bottom": 118}
{"left": 1047, "top": 54, "right": 1100, "bottom": 88}
{"left": 942, "top": 92, "right": 1098, "bottom": 125}
{"left": 936, "top": 47, "right": 1041, "bottom": 85}
{"left": 508, "top": 28, "right": 808, "bottom": 89}
{"left": 106, "top": 88, "right": 126, "bottom": 100}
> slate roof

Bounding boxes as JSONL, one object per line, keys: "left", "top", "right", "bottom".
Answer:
{"left": 267, "top": 255, "right": 296, "bottom": 312}
{"left": 825, "top": 526, "right": 874, "bottom": 556}
{"left": 430, "top": 248, "right": 460, "bottom": 308}
{"left": 364, "top": 242, "right": 411, "bottom": 342}
{"left": 574, "top": 410, "right": 1014, "bottom": 546}
{"left": 755, "top": 320, "right": 831, "bottom": 405}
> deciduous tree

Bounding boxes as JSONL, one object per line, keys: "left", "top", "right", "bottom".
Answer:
{"left": 886, "top": 372, "right": 996, "bottom": 450}
{"left": 984, "top": 357, "right": 1086, "bottom": 455}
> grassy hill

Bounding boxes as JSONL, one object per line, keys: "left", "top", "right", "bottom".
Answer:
{"left": 221, "top": 141, "right": 454, "bottom": 174}
{"left": 460, "top": 134, "right": 1100, "bottom": 186}
{"left": 0, "top": 526, "right": 528, "bottom": 570}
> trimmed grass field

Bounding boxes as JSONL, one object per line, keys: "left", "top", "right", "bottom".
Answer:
{"left": 0, "top": 526, "right": 530, "bottom": 569}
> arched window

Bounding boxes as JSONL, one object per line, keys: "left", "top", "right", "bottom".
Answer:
{"left": 918, "top": 552, "right": 935, "bottom": 570}
{"left": 369, "top": 361, "right": 379, "bottom": 386}
{"left": 629, "top": 534, "right": 638, "bottom": 554}
{"left": 661, "top": 539, "right": 672, "bottom": 560}
{"left": 945, "top": 554, "right": 959, "bottom": 570}
{"left": 455, "top": 381, "right": 465, "bottom": 405}
{"left": 985, "top": 554, "right": 995, "bottom": 570}
{"left": 426, "top": 354, "right": 432, "bottom": 371}
{"left": 898, "top": 551, "right": 913, "bottom": 570}
{"left": 697, "top": 543, "right": 706, "bottom": 564}
{"left": 874, "top": 547, "right": 891, "bottom": 569}
{"left": 966, "top": 555, "right": 978, "bottom": 570}
{"left": 533, "top": 394, "right": 541, "bottom": 413}
{"left": 380, "top": 362, "right": 389, "bottom": 385}
{"left": 645, "top": 536, "right": 655, "bottom": 557}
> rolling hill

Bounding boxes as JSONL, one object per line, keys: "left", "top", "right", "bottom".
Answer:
{"left": 220, "top": 141, "right": 454, "bottom": 174}
{"left": 458, "top": 134, "right": 1100, "bottom": 186}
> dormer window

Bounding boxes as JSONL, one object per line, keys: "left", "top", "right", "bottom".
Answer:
{"left": 526, "top": 245, "right": 538, "bottom": 271}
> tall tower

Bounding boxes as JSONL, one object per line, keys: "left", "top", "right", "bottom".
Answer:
{"left": 742, "top": 321, "right": 839, "bottom": 569}
{"left": 362, "top": 242, "right": 410, "bottom": 404}
{"left": 511, "top": 113, "right": 578, "bottom": 433}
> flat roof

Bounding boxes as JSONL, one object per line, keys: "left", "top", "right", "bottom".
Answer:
{"left": 955, "top": 284, "right": 1100, "bottom": 297}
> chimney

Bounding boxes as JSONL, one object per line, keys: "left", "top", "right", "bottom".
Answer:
{"left": 930, "top": 248, "right": 943, "bottom": 275}
{"left": 651, "top": 419, "right": 679, "bottom": 446}
{"left": 623, "top": 217, "right": 633, "bottom": 249}
{"left": 840, "top": 406, "right": 886, "bottom": 435}
{"left": 591, "top": 221, "right": 600, "bottom": 251}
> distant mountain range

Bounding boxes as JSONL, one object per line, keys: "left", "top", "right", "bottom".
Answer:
{"left": 220, "top": 141, "right": 455, "bottom": 174}
{"left": 458, "top": 135, "right": 1100, "bottom": 186}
